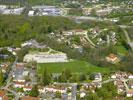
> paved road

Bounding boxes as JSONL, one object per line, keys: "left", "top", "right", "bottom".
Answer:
{"left": 1, "top": 56, "right": 19, "bottom": 100}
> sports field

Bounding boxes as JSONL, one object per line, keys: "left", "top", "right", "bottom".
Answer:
{"left": 37, "top": 60, "right": 110, "bottom": 74}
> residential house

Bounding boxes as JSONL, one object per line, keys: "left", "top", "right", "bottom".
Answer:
{"left": 128, "top": 74, "right": 133, "bottom": 79}
{"left": 23, "top": 86, "right": 32, "bottom": 91}
{"left": 63, "top": 29, "right": 87, "bottom": 36}
{"left": 44, "top": 85, "right": 67, "bottom": 93}
{"left": 14, "top": 82, "right": 25, "bottom": 88}
{"left": 28, "top": 11, "right": 34, "bottom": 16}
{"left": 114, "top": 80, "right": 125, "bottom": 94}
{"left": 0, "top": 90, "right": 9, "bottom": 100}
{"left": 21, "top": 96, "right": 40, "bottom": 100}
{"left": 111, "top": 71, "right": 128, "bottom": 79}
{"left": 80, "top": 91, "right": 86, "bottom": 98}
{"left": 106, "top": 53, "right": 120, "bottom": 63}
{"left": 128, "top": 80, "right": 133, "bottom": 89}
{"left": 126, "top": 89, "right": 133, "bottom": 97}
{"left": 91, "top": 72, "right": 102, "bottom": 81}
{"left": 13, "top": 64, "right": 25, "bottom": 82}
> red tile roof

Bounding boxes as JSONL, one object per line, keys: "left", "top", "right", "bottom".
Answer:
{"left": 24, "top": 86, "right": 32, "bottom": 89}
{"left": 21, "top": 96, "right": 39, "bottom": 100}
{"left": 0, "top": 90, "right": 5, "bottom": 97}
{"left": 15, "top": 82, "right": 25, "bottom": 85}
{"left": 127, "top": 89, "right": 133, "bottom": 94}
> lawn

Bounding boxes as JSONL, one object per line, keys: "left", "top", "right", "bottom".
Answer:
{"left": 37, "top": 60, "right": 110, "bottom": 74}
{"left": 115, "top": 44, "right": 127, "bottom": 55}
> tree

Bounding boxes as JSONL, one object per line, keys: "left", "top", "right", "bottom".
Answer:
{"left": 29, "top": 85, "right": 39, "bottom": 97}
{"left": 59, "top": 68, "right": 72, "bottom": 82}
{"left": 0, "top": 69, "right": 4, "bottom": 86}
{"left": 55, "top": 92, "right": 61, "bottom": 98}
{"left": 42, "top": 68, "right": 51, "bottom": 86}
{"left": 79, "top": 74, "right": 86, "bottom": 81}
{"left": 84, "top": 92, "right": 99, "bottom": 100}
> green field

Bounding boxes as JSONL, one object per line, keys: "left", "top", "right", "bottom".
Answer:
{"left": 37, "top": 60, "right": 110, "bottom": 74}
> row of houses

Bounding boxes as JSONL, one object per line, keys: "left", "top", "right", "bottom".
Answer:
{"left": 111, "top": 71, "right": 133, "bottom": 97}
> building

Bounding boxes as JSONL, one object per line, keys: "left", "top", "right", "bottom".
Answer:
{"left": 23, "top": 52, "right": 68, "bottom": 63}
{"left": 128, "top": 80, "right": 133, "bottom": 89}
{"left": 126, "top": 89, "right": 133, "bottom": 97}
{"left": 21, "top": 96, "right": 40, "bottom": 100}
{"left": 111, "top": 71, "right": 128, "bottom": 79}
{"left": 32, "top": 6, "right": 63, "bottom": 16}
{"left": 0, "top": 90, "right": 8, "bottom": 100}
{"left": 28, "top": 11, "right": 34, "bottom": 16}
{"left": 128, "top": 74, "right": 133, "bottom": 79}
{"left": 63, "top": 29, "right": 87, "bottom": 36}
{"left": 91, "top": 72, "right": 102, "bottom": 81}
{"left": 114, "top": 80, "right": 125, "bottom": 94}
{"left": 106, "top": 53, "right": 119, "bottom": 63}
{"left": 21, "top": 39, "right": 46, "bottom": 48}
{"left": 44, "top": 85, "right": 67, "bottom": 93}
{"left": 13, "top": 63, "right": 25, "bottom": 82}
{"left": 14, "top": 82, "right": 25, "bottom": 88}
{"left": 23, "top": 86, "right": 32, "bottom": 91}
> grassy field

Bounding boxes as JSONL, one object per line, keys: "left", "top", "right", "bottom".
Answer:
{"left": 37, "top": 60, "right": 110, "bottom": 74}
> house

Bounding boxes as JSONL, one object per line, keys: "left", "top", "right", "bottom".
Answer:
{"left": 111, "top": 71, "right": 128, "bottom": 79}
{"left": 126, "top": 89, "right": 133, "bottom": 97}
{"left": 72, "top": 44, "right": 83, "bottom": 53}
{"left": 128, "top": 74, "right": 133, "bottom": 79}
{"left": 91, "top": 72, "right": 102, "bottom": 81}
{"left": 0, "top": 90, "right": 9, "bottom": 100}
{"left": 13, "top": 64, "right": 25, "bottom": 82}
{"left": 114, "top": 80, "right": 125, "bottom": 94}
{"left": 0, "top": 63, "right": 8, "bottom": 73}
{"left": 23, "top": 86, "right": 32, "bottom": 91}
{"left": 21, "top": 96, "right": 40, "bottom": 100}
{"left": 111, "top": 74, "right": 117, "bottom": 79}
{"left": 80, "top": 91, "right": 86, "bottom": 98}
{"left": 21, "top": 39, "right": 46, "bottom": 48}
{"left": 14, "top": 82, "right": 25, "bottom": 88}
{"left": 28, "top": 11, "right": 34, "bottom": 16}
{"left": 63, "top": 29, "right": 87, "bottom": 36}
{"left": 128, "top": 80, "right": 133, "bottom": 89}
{"left": 106, "top": 53, "right": 119, "bottom": 63}
{"left": 44, "top": 85, "right": 67, "bottom": 93}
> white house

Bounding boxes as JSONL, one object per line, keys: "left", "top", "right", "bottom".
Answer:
{"left": 80, "top": 92, "right": 86, "bottom": 98}
{"left": 14, "top": 82, "right": 25, "bottom": 88}
{"left": 23, "top": 86, "right": 32, "bottom": 91}
{"left": 0, "top": 90, "right": 8, "bottom": 100}
{"left": 128, "top": 74, "right": 133, "bottom": 79}
{"left": 126, "top": 89, "right": 133, "bottom": 97}
{"left": 28, "top": 10, "right": 34, "bottom": 16}
{"left": 111, "top": 74, "right": 116, "bottom": 79}
{"left": 63, "top": 29, "right": 87, "bottom": 36}
{"left": 128, "top": 80, "right": 133, "bottom": 89}
{"left": 44, "top": 86, "right": 67, "bottom": 93}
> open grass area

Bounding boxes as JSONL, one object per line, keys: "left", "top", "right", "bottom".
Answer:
{"left": 115, "top": 44, "right": 127, "bottom": 55}
{"left": 37, "top": 60, "right": 110, "bottom": 74}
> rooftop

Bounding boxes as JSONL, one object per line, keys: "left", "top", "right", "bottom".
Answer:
{"left": 21, "top": 96, "right": 39, "bottom": 100}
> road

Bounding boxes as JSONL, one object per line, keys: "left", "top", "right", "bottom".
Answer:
{"left": 1, "top": 56, "right": 19, "bottom": 100}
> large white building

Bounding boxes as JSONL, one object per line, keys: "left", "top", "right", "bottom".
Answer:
{"left": 23, "top": 52, "right": 68, "bottom": 63}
